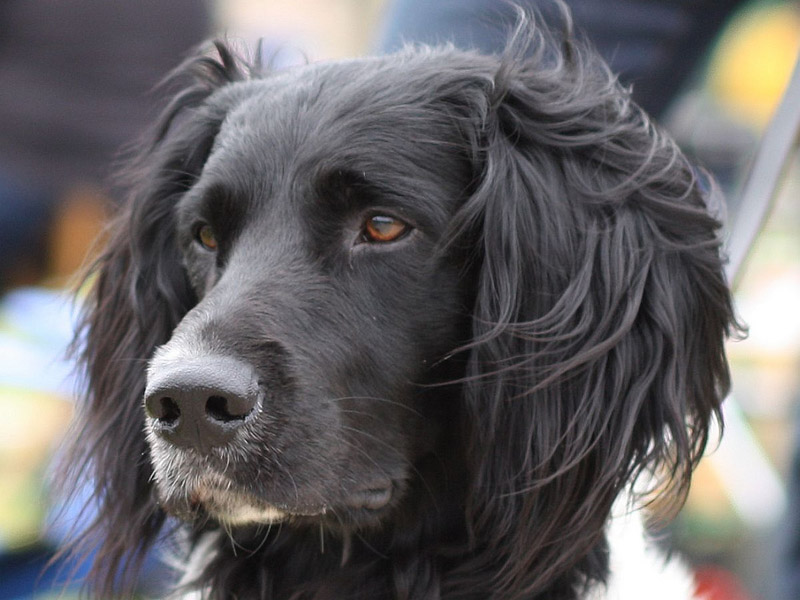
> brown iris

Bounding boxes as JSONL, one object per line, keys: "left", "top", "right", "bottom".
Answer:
{"left": 196, "top": 224, "right": 218, "bottom": 251}
{"left": 363, "top": 215, "right": 409, "bottom": 243}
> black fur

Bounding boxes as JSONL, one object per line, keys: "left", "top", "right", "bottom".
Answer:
{"left": 61, "top": 10, "right": 741, "bottom": 600}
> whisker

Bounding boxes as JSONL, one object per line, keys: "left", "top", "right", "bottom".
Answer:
{"left": 339, "top": 425, "right": 437, "bottom": 506}
{"left": 245, "top": 522, "right": 274, "bottom": 557}
{"left": 353, "top": 530, "right": 388, "bottom": 561}
{"left": 320, "top": 395, "right": 424, "bottom": 419}
{"left": 335, "top": 434, "right": 395, "bottom": 482}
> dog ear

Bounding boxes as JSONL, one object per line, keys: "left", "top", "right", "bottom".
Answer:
{"left": 57, "top": 43, "right": 251, "bottom": 597}
{"left": 450, "top": 20, "right": 741, "bottom": 598}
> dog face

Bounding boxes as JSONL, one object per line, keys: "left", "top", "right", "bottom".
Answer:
{"left": 65, "top": 24, "right": 740, "bottom": 599}
{"left": 143, "top": 62, "right": 474, "bottom": 526}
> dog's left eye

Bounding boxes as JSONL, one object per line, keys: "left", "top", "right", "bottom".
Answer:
{"left": 195, "top": 224, "right": 218, "bottom": 251}
{"left": 361, "top": 215, "right": 410, "bottom": 244}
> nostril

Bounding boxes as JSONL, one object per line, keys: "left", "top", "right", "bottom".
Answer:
{"left": 205, "top": 395, "right": 252, "bottom": 423}
{"left": 146, "top": 395, "right": 181, "bottom": 425}
{"left": 159, "top": 397, "right": 181, "bottom": 425}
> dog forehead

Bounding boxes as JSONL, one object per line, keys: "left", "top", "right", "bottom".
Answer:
{"left": 199, "top": 56, "right": 475, "bottom": 206}
{"left": 225, "top": 61, "right": 401, "bottom": 126}
{"left": 213, "top": 56, "right": 470, "bottom": 160}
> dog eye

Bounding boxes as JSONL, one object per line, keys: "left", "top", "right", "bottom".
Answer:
{"left": 362, "top": 215, "right": 409, "bottom": 244}
{"left": 195, "top": 224, "right": 218, "bottom": 251}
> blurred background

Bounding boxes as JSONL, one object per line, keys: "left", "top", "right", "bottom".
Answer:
{"left": 0, "top": 1, "right": 798, "bottom": 598}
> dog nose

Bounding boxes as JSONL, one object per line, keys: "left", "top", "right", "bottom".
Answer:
{"left": 144, "top": 356, "right": 260, "bottom": 452}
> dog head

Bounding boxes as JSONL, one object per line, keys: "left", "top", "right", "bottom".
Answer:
{"left": 63, "top": 18, "right": 739, "bottom": 599}
{"left": 140, "top": 55, "right": 479, "bottom": 529}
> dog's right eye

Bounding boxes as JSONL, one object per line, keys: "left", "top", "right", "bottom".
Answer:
{"left": 361, "top": 215, "right": 410, "bottom": 244}
{"left": 195, "top": 224, "right": 218, "bottom": 251}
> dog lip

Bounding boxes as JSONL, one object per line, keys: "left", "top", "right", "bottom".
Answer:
{"left": 186, "top": 481, "right": 330, "bottom": 521}
{"left": 346, "top": 482, "right": 393, "bottom": 511}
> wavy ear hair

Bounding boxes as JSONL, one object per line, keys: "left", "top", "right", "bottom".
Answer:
{"left": 57, "top": 44, "right": 254, "bottom": 597}
{"left": 448, "top": 14, "right": 741, "bottom": 599}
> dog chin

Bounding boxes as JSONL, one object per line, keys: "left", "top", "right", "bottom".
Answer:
{"left": 190, "top": 484, "right": 291, "bottom": 525}
{"left": 151, "top": 472, "right": 282, "bottom": 525}
{"left": 155, "top": 472, "right": 331, "bottom": 526}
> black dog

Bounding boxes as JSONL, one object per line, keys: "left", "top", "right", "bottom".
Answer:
{"left": 62, "top": 12, "right": 740, "bottom": 600}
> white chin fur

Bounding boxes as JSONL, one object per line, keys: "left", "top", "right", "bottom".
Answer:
{"left": 192, "top": 484, "right": 288, "bottom": 525}
{"left": 216, "top": 503, "right": 288, "bottom": 526}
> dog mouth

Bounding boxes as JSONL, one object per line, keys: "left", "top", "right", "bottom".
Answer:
{"left": 187, "top": 484, "right": 300, "bottom": 525}
{"left": 158, "top": 475, "right": 328, "bottom": 525}
{"left": 154, "top": 469, "right": 396, "bottom": 525}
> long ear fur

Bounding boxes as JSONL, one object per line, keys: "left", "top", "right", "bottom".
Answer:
{"left": 57, "top": 43, "right": 251, "bottom": 597}
{"left": 449, "top": 13, "right": 742, "bottom": 599}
